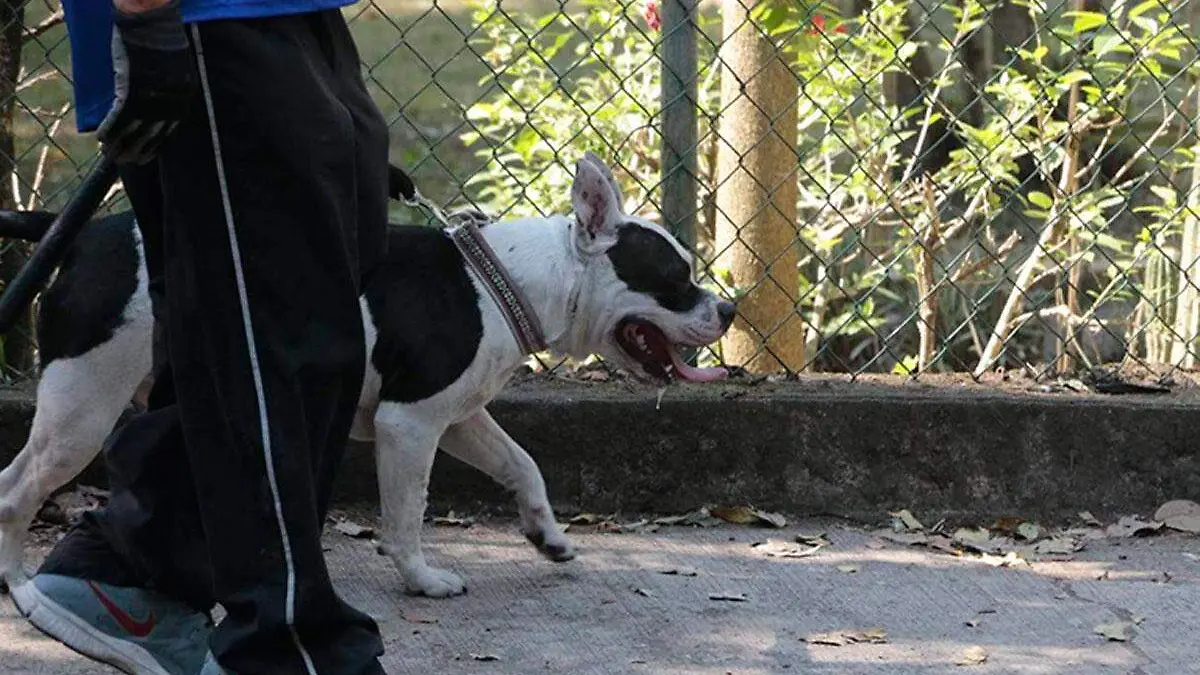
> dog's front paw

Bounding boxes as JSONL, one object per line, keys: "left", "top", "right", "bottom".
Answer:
{"left": 524, "top": 527, "right": 576, "bottom": 563}
{"left": 402, "top": 564, "right": 467, "bottom": 598}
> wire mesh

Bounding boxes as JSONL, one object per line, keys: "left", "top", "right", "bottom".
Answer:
{"left": 2, "top": 0, "right": 1199, "bottom": 383}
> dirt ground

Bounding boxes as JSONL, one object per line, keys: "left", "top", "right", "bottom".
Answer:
{"left": 4, "top": 511, "right": 1199, "bottom": 674}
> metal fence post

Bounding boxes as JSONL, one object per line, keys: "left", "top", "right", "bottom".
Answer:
{"left": 659, "top": 0, "right": 698, "bottom": 253}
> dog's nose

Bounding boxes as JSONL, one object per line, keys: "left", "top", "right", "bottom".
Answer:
{"left": 717, "top": 300, "right": 737, "bottom": 328}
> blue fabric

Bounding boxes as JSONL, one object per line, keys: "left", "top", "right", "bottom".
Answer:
{"left": 62, "top": 0, "right": 357, "bottom": 132}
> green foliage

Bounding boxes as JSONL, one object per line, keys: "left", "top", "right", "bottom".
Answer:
{"left": 462, "top": 0, "right": 679, "bottom": 218}
{"left": 461, "top": 0, "right": 1200, "bottom": 373}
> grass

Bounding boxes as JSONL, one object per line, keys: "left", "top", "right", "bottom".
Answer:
{"left": 6, "top": 0, "right": 557, "bottom": 220}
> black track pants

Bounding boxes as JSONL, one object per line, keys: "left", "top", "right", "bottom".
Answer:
{"left": 40, "top": 10, "right": 389, "bottom": 675}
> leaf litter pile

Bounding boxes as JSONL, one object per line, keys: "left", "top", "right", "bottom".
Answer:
{"left": 561, "top": 503, "right": 789, "bottom": 535}
{"left": 866, "top": 500, "right": 1200, "bottom": 568}
{"left": 31, "top": 485, "right": 110, "bottom": 540}
{"left": 561, "top": 498, "right": 1199, "bottom": 573}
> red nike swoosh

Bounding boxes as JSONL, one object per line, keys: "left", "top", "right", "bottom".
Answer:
{"left": 87, "top": 581, "right": 156, "bottom": 638}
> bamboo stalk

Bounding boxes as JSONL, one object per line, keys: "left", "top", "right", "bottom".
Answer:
{"left": 915, "top": 178, "right": 942, "bottom": 371}
{"left": 1054, "top": 0, "right": 1089, "bottom": 375}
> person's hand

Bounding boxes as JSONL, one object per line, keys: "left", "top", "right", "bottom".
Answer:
{"left": 97, "top": 0, "right": 196, "bottom": 164}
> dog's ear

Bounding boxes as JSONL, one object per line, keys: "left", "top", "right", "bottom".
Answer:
{"left": 572, "top": 156, "right": 622, "bottom": 252}
{"left": 581, "top": 151, "right": 624, "bottom": 211}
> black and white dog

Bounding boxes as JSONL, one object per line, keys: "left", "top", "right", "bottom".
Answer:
{"left": 0, "top": 153, "right": 733, "bottom": 598}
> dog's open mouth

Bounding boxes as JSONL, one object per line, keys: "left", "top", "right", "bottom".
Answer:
{"left": 615, "top": 318, "right": 728, "bottom": 383}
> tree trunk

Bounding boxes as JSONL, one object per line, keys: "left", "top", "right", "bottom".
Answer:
{"left": 1170, "top": 81, "right": 1200, "bottom": 368}
{"left": 0, "top": 0, "right": 34, "bottom": 376}
{"left": 659, "top": 0, "right": 698, "bottom": 253}
{"left": 959, "top": 0, "right": 991, "bottom": 129}
{"left": 714, "top": 0, "right": 803, "bottom": 373}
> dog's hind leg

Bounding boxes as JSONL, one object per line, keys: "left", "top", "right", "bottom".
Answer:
{"left": 439, "top": 409, "right": 575, "bottom": 562}
{"left": 0, "top": 325, "right": 151, "bottom": 591}
{"left": 373, "top": 403, "right": 466, "bottom": 598}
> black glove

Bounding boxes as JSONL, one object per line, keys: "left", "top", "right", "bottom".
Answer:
{"left": 97, "top": 0, "right": 197, "bottom": 164}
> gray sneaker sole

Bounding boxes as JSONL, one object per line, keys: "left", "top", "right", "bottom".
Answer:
{"left": 10, "top": 579, "right": 171, "bottom": 675}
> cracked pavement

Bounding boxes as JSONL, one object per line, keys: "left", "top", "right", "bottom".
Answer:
{"left": 3, "top": 518, "right": 1199, "bottom": 673}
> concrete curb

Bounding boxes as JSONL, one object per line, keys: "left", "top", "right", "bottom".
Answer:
{"left": 3, "top": 378, "right": 1199, "bottom": 522}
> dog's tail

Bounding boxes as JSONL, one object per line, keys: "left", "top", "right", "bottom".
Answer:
{"left": 0, "top": 209, "right": 56, "bottom": 242}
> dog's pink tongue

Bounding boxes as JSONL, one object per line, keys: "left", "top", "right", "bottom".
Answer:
{"left": 669, "top": 349, "right": 728, "bottom": 383}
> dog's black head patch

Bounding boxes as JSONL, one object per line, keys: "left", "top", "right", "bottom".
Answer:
{"left": 606, "top": 224, "right": 701, "bottom": 313}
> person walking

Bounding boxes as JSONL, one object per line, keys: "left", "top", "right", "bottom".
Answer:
{"left": 14, "top": 1, "right": 390, "bottom": 673}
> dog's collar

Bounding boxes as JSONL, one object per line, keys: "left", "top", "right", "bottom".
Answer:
{"left": 450, "top": 220, "right": 548, "bottom": 356}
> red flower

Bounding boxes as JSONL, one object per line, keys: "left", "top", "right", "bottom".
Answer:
{"left": 805, "top": 14, "right": 848, "bottom": 36}
{"left": 644, "top": 0, "right": 661, "bottom": 31}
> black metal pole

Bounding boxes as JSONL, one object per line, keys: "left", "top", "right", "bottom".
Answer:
{"left": 0, "top": 154, "right": 119, "bottom": 334}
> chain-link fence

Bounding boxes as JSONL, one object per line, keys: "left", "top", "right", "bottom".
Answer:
{"left": 3, "top": 0, "right": 1200, "bottom": 383}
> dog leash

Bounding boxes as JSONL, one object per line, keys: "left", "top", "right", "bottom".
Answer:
{"left": 392, "top": 165, "right": 548, "bottom": 356}
{"left": 0, "top": 154, "right": 120, "bottom": 335}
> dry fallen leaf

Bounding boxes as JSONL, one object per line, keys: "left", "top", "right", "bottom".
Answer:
{"left": 1095, "top": 620, "right": 1136, "bottom": 642}
{"left": 803, "top": 628, "right": 887, "bottom": 646}
{"left": 755, "top": 510, "right": 788, "bottom": 528}
{"left": 1079, "top": 511, "right": 1102, "bottom": 527}
{"left": 1154, "top": 500, "right": 1200, "bottom": 534}
{"left": 633, "top": 587, "right": 654, "bottom": 598}
{"left": 617, "top": 519, "right": 660, "bottom": 534}
{"left": 991, "top": 516, "right": 1024, "bottom": 535}
{"left": 658, "top": 567, "right": 699, "bottom": 577}
{"left": 402, "top": 613, "right": 438, "bottom": 624}
{"left": 979, "top": 551, "right": 1027, "bottom": 568}
{"left": 858, "top": 628, "right": 888, "bottom": 643}
{"left": 805, "top": 632, "right": 852, "bottom": 647}
{"left": 1106, "top": 515, "right": 1163, "bottom": 538}
{"left": 708, "top": 592, "right": 748, "bottom": 602}
{"left": 927, "top": 534, "right": 960, "bottom": 555}
{"left": 1034, "top": 536, "right": 1083, "bottom": 555}
{"left": 37, "top": 486, "right": 111, "bottom": 527}
{"left": 568, "top": 513, "right": 612, "bottom": 526}
{"left": 432, "top": 511, "right": 474, "bottom": 528}
{"left": 796, "top": 532, "right": 831, "bottom": 546}
{"left": 889, "top": 509, "right": 925, "bottom": 532}
{"left": 955, "top": 646, "right": 988, "bottom": 666}
{"left": 654, "top": 508, "right": 722, "bottom": 528}
{"left": 753, "top": 539, "right": 824, "bottom": 559}
{"left": 334, "top": 520, "right": 375, "bottom": 539}
{"left": 953, "top": 527, "right": 996, "bottom": 553}
{"left": 837, "top": 564, "right": 860, "bottom": 574}
{"left": 470, "top": 653, "right": 500, "bottom": 662}
{"left": 1015, "top": 522, "right": 1042, "bottom": 542}
{"left": 708, "top": 505, "right": 758, "bottom": 524}
{"left": 710, "top": 505, "right": 787, "bottom": 528}
{"left": 874, "top": 530, "right": 930, "bottom": 546}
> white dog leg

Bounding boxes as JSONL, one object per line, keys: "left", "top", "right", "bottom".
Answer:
{"left": 373, "top": 403, "right": 464, "bottom": 598}
{"left": 439, "top": 409, "right": 574, "bottom": 562}
{"left": 0, "top": 338, "right": 148, "bottom": 589}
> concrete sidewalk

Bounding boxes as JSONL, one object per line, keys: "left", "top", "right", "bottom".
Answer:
{"left": 3, "top": 518, "right": 1199, "bottom": 674}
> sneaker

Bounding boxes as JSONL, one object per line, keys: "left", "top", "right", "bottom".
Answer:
{"left": 10, "top": 573, "right": 211, "bottom": 675}
{"left": 199, "top": 651, "right": 229, "bottom": 675}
